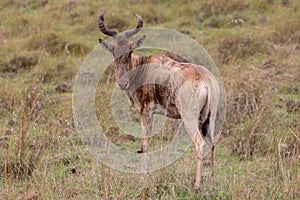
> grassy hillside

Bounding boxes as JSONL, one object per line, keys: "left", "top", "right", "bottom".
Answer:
{"left": 0, "top": 0, "right": 299, "bottom": 199}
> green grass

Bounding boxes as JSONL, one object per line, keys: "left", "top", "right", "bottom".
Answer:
{"left": 1, "top": 0, "right": 300, "bottom": 199}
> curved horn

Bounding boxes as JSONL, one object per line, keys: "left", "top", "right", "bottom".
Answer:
{"left": 124, "top": 13, "right": 143, "bottom": 39}
{"left": 98, "top": 13, "right": 118, "bottom": 37}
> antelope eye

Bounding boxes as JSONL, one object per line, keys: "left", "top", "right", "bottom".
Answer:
{"left": 123, "top": 52, "right": 130, "bottom": 57}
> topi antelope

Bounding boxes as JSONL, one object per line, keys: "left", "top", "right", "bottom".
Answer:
{"left": 98, "top": 13, "right": 220, "bottom": 191}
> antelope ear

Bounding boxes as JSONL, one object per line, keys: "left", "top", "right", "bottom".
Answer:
{"left": 99, "top": 38, "right": 113, "bottom": 53}
{"left": 131, "top": 35, "right": 146, "bottom": 50}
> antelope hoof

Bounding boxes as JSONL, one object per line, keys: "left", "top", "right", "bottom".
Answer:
{"left": 137, "top": 149, "right": 144, "bottom": 153}
{"left": 193, "top": 185, "right": 201, "bottom": 193}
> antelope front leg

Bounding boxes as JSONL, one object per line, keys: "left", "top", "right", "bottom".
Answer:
{"left": 139, "top": 111, "right": 152, "bottom": 174}
{"left": 138, "top": 111, "right": 152, "bottom": 153}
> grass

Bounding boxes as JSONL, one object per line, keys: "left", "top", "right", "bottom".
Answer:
{"left": 1, "top": 0, "right": 300, "bottom": 199}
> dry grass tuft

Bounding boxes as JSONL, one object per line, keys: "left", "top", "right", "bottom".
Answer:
{"left": 0, "top": 83, "right": 23, "bottom": 112}
{"left": 0, "top": 84, "right": 52, "bottom": 179}
{"left": 202, "top": 0, "right": 249, "bottom": 17}
{"left": 1, "top": 134, "right": 49, "bottom": 179}
{"left": 225, "top": 63, "right": 269, "bottom": 124}
{"left": 229, "top": 105, "right": 272, "bottom": 159}
{"left": 226, "top": 87, "right": 261, "bottom": 123}
{"left": 132, "top": 5, "right": 168, "bottom": 25}
{"left": 218, "top": 35, "right": 272, "bottom": 64}
{"left": 1, "top": 0, "right": 48, "bottom": 9}
{"left": 104, "top": 14, "right": 131, "bottom": 31}
{"left": 27, "top": 32, "right": 90, "bottom": 56}
{"left": 269, "top": 13, "right": 300, "bottom": 44}
{"left": 1, "top": 55, "right": 38, "bottom": 73}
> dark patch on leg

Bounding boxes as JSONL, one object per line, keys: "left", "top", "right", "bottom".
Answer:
{"left": 201, "top": 112, "right": 210, "bottom": 137}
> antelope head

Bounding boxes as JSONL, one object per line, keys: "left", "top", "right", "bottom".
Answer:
{"left": 98, "top": 13, "right": 146, "bottom": 90}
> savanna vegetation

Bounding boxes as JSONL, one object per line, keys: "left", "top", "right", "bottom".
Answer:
{"left": 0, "top": 0, "right": 299, "bottom": 199}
